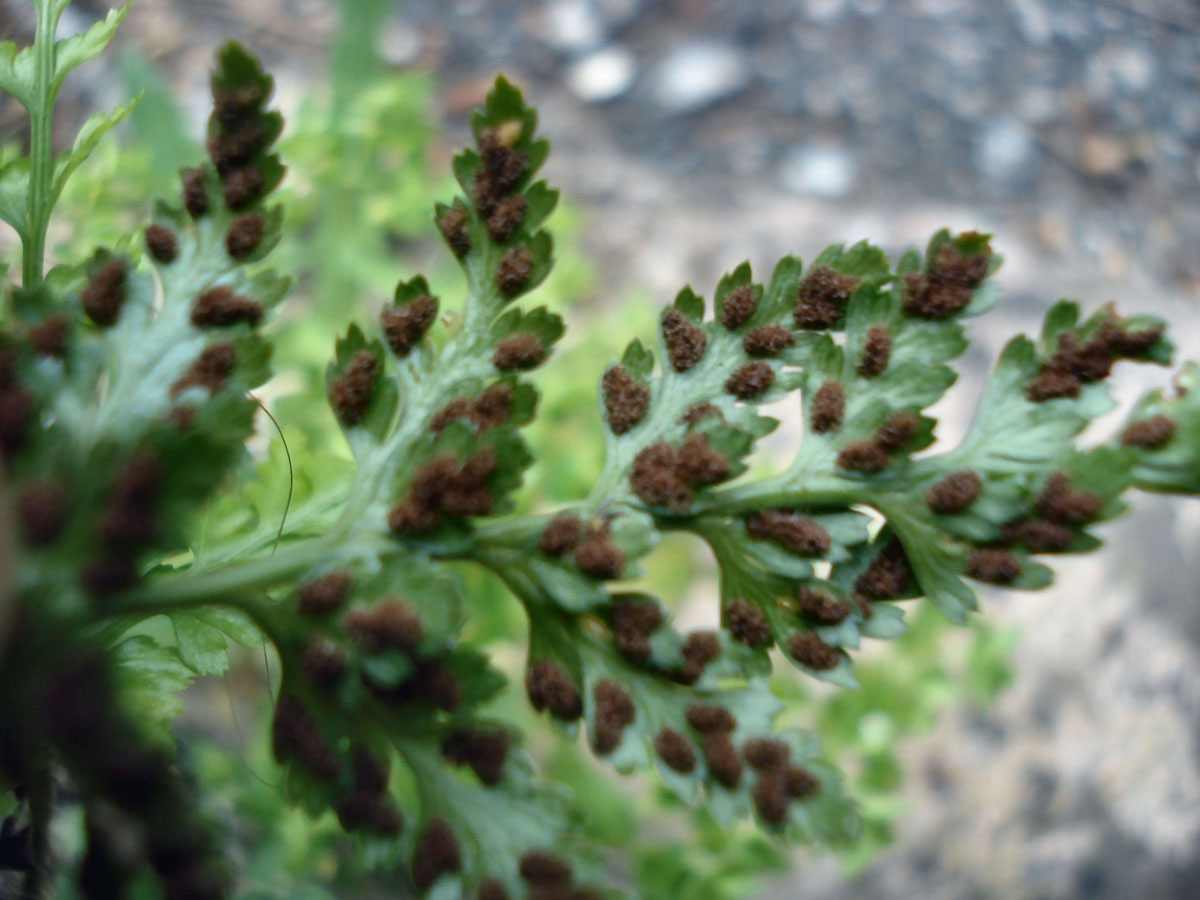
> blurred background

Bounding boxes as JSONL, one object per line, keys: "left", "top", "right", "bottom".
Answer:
{"left": 3, "top": 0, "right": 1200, "bottom": 897}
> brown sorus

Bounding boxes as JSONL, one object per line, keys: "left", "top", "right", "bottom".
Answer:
{"left": 795, "top": 587, "right": 851, "bottom": 625}
{"left": 753, "top": 771, "right": 790, "bottom": 825}
{"left": 1121, "top": 414, "right": 1176, "bottom": 449}
{"left": 925, "top": 469, "right": 982, "bottom": 513}
{"left": 381, "top": 293, "right": 439, "bottom": 357}
{"left": 631, "top": 441, "right": 690, "bottom": 510}
{"left": 856, "top": 325, "right": 891, "bottom": 377}
{"left": 903, "top": 241, "right": 989, "bottom": 320}
{"left": 415, "top": 659, "right": 462, "bottom": 713}
{"left": 609, "top": 597, "right": 663, "bottom": 662}
{"left": 495, "top": 245, "right": 534, "bottom": 295}
{"left": 411, "top": 817, "right": 462, "bottom": 892}
{"left": 17, "top": 482, "right": 69, "bottom": 546}
{"left": 965, "top": 547, "right": 1021, "bottom": 584}
{"left": 574, "top": 525, "right": 625, "bottom": 579}
{"left": 81, "top": 259, "right": 128, "bottom": 327}
{"left": 478, "top": 127, "right": 528, "bottom": 192}
{"left": 28, "top": 315, "right": 68, "bottom": 358}
{"left": 874, "top": 410, "right": 919, "bottom": 451}
{"left": 837, "top": 439, "right": 888, "bottom": 473}
{"left": 99, "top": 451, "right": 162, "bottom": 550}
{"left": 601, "top": 365, "right": 650, "bottom": 434}
{"left": 191, "top": 285, "right": 264, "bottom": 327}
{"left": 669, "top": 630, "right": 721, "bottom": 684}
{"left": 328, "top": 349, "right": 377, "bottom": 426}
{"left": 745, "top": 510, "right": 830, "bottom": 556}
{"left": 335, "top": 791, "right": 402, "bottom": 836}
{"left": 519, "top": 851, "right": 572, "bottom": 887}
{"left": 592, "top": 679, "right": 636, "bottom": 754}
{"left": 1026, "top": 369, "right": 1081, "bottom": 402}
{"left": 743, "top": 322, "right": 794, "bottom": 356}
{"left": 1019, "top": 519, "right": 1073, "bottom": 553}
{"left": 725, "top": 360, "right": 775, "bottom": 399}
{"left": 855, "top": 539, "right": 911, "bottom": 598}
{"left": 785, "top": 765, "right": 819, "bottom": 798}
{"left": 143, "top": 223, "right": 179, "bottom": 264}
{"left": 301, "top": 636, "right": 347, "bottom": 689}
{"left": 538, "top": 513, "right": 582, "bottom": 556}
{"left": 720, "top": 284, "right": 759, "bottom": 330}
{"left": 1036, "top": 471, "right": 1102, "bottom": 524}
{"left": 442, "top": 727, "right": 511, "bottom": 786}
{"left": 351, "top": 744, "right": 390, "bottom": 794}
{"left": 438, "top": 206, "right": 472, "bottom": 257}
{"left": 471, "top": 169, "right": 501, "bottom": 217}
{"left": 389, "top": 450, "right": 497, "bottom": 531}
{"left": 1111, "top": 324, "right": 1163, "bottom": 356}
{"left": 742, "top": 737, "right": 789, "bottom": 771}
{"left": 270, "top": 694, "right": 338, "bottom": 779}
{"left": 685, "top": 703, "right": 735, "bottom": 734}
{"left": 526, "top": 658, "right": 583, "bottom": 720}
{"left": 430, "top": 398, "right": 472, "bottom": 433}
{"left": 297, "top": 571, "right": 353, "bottom": 616}
{"left": 795, "top": 265, "right": 858, "bottom": 329}
{"left": 486, "top": 194, "right": 527, "bottom": 241}
{"left": 493, "top": 332, "right": 545, "bottom": 370}
{"left": 478, "top": 879, "right": 510, "bottom": 900}
{"left": 344, "top": 600, "right": 422, "bottom": 653}
{"left": 681, "top": 402, "right": 721, "bottom": 426}
{"left": 788, "top": 631, "right": 841, "bottom": 670}
{"left": 207, "top": 118, "right": 267, "bottom": 173}
{"left": 661, "top": 309, "right": 707, "bottom": 372}
{"left": 222, "top": 166, "right": 265, "bottom": 210}
{"left": 702, "top": 733, "right": 743, "bottom": 788}
{"left": 81, "top": 557, "right": 139, "bottom": 597}
{"left": 675, "top": 433, "right": 730, "bottom": 485}
{"left": 225, "top": 212, "right": 264, "bottom": 259}
{"left": 810, "top": 379, "right": 845, "bottom": 433}
{"left": 469, "top": 382, "right": 513, "bottom": 431}
{"left": 726, "top": 599, "right": 771, "bottom": 648}
{"left": 654, "top": 727, "right": 697, "bottom": 773}
{"left": 181, "top": 168, "right": 209, "bottom": 217}
{"left": 171, "top": 342, "right": 237, "bottom": 397}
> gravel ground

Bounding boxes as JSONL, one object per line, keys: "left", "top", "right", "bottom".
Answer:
{"left": 4, "top": 1, "right": 1200, "bottom": 897}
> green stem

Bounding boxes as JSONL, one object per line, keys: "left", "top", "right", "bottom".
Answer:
{"left": 22, "top": 1, "right": 59, "bottom": 289}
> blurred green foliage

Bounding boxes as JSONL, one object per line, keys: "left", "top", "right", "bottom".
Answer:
{"left": 29, "top": 5, "right": 1015, "bottom": 896}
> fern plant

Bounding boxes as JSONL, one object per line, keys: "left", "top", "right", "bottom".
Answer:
{"left": 2, "top": 3, "right": 1199, "bottom": 898}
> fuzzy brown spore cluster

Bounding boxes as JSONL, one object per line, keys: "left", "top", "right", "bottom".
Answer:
{"left": 681, "top": 401, "right": 721, "bottom": 427}
{"left": 81, "top": 259, "right": 128, "bottom": 327}
{"left": 601, "top": 365, "right": 650, "bottom": 434}
{"left": 225, "top": 212, "right": 264, "bottom": 259}
{"left": 181, "top": 167, "right": 209, "bottom": 218}
{"left": 809, "top": 379, "right": 845, "bottom": 433}
{"left": 666, "top": 630, "right": 721, "bottom": 685}
{"left": 301, "top": 636, "right": 347, "bottom": 689}
{"left": 903, "top": 239, "right": 990, "bottom": 320}
{"left": 526, "top": 659, "right": 583, "bottom": 720}
{"left": 207, "top": 75, "right": 276, "bottom": 210}
{"left": 592, "top": 679, "right": 635, "bottom": 754}
{"left": 381, "top": 293, "right": 439, "bottom": 357}
{"left": 495, "top": 245, "right": 534, "bottom": 295}
{"left": 1121, "top": 413, "right": 1176, "bottom": 449}
{"left": 787, "top": 630, "right": 841, "bottom": 670}
{"left": 492, "top": 332, "right": 545, "bottom": 370}
{"left": 743, "top": 322, "right": 794, "bottom": 356}
{"left": 144, "top": 224, "right": 179, "bottom": 264}
{"left": 726, "top": 599, "right": 771, "bottom": 648}
{"left": 473, "top": 126, "right": 529, "bottom": 213}
{"left": 344, "top": 600, "right": 423, "bottom": 653}
{"left": 684, "top": 703, "right": 741, "bottom": 787}
{"left": 856, "top": 325, "right": 891, "bottom": 377}
{"left": 725, "top": 360, "right": 775, "bottom": 399}
{"left": 794, "top": 265, "right": 858, "bottom": 328}
{"left": 742, "top": 737, "right": 819, "bottom": 824}
{"left": 537, "top": 513, "right": 582, "bottom": 556}
{"left": 271, "top": 694, "right": 338, "bottom": 779}
{"left": 438, "top": 205, "right": 472, "bottom": 257}
{"left": 430, "top": 383, "right": 513, "bottom": 434}
{"left": 518, "top": 850, "right": 600, "bottom": 900}
{"left": 608, "top": 597, "right": 663, "bottom": 662}
{"left": 745, "top": 510, "right": 831, "bottom": 556}
{"left": 86, "top": 450, "right": 163, "bottom": 597}
{"left": 720, "top": 284, "right": 759, "bottom": 329}
{"left": 925, "top": 469, "right": 982, "bottom": 513}
{"left": 411, "top": 817, "right": 462, "bottom": 892}
{"left": 855, "top": 538, "right": 911, "bottom": 599}
{"left": 654, "top": 727, "right": 697, "bottom": 773}
{"left": 28, "top": 315, "right": 69, "bottom": 358}
{"left": 795, "top": 586, "right": 851, "bottom": 625}
{"left": 296, "top": 571, "right": 353, "bottom": 616}
{"left": 661, "top": 309, "right": 707, "bottom": 371}
{"left": 387, "top": 448, "right": 497, "bottom": 533}
{"left": 191, "top": 285, "right": 264, "bottom": 328}
{"left": 328, "top": 349, "right": 377, "bottom": 426}
{"left": 171, "top": 342, "right": 237, "bottom": 398}
{"left": 965, "top": 547, "right": 1022, "bottom": 584}
{"left": 630, "top": 434, "right": 730, "bottom": 510}
{"left": 442, "top": 726, "right": 511, "bottom": 785}
{"left": 17, "top": 481, "right": 70, "bottom": 547}
{"left": 486, "top": 194, "right": 527, "bottom": 242}
{"left": 836, "top": 410, "right": 919, "bottom": 473}
{"left": 1036, "top": 471, "right": 1103, "bottom": 524}
{"left": 573, "top": 522, "right": 625, "bottom": 579}
{"left": 1027, "top": 314, "right": 1165, "bottom": 402}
